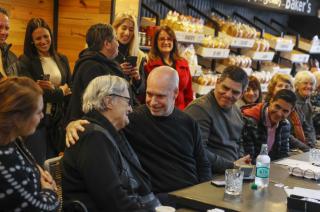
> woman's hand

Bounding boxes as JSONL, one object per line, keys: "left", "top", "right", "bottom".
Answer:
{"left": 38, "top": 166, "right": 57, "bottom": 191}
{"left": 129, "top": 67, "right": 141, "bottom": 81}
{"left": 120, "top": 62, "right": 134, "bottom": 76}
{"left": 59, "top": 83, "right": 72, "bottom": 96}
{"left": 37, "top": 80, "right": 55, "bottom": 90}
{"left": 65, "top": 119, "right": 90, "bottom": 147}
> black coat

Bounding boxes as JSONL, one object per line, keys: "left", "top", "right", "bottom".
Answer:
{"left": 0, "top": 43, "right": 17, "bottom": 78}
{"left": 242, "top": 103, "right": 290, "bottom": 162}
{"left": 66, "top": 49, "right": 125, "bottom": 122}
{"left": 16, "top": 53, "right": 71, "bottom": 152}
{"left": 62, "top": 110, "right": 158, "bottom": 211}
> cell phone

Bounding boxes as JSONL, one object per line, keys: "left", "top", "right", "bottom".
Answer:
{"left": 125, "top": 56, "right": 137, "bottom": 67}
{"left": 211, "top": 180, "right": 226, "bottom": 187}
{"left": 41, "top": 74, "right": 50, "bottom": 81}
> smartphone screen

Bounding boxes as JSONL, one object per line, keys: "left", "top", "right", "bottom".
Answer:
{"left": 41, "top": 74, "right": 50, "bottom": 81}
{"left": 126, "top": 56, "right": 137, "bottom": 67}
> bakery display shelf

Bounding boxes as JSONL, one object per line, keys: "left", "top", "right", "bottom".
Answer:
{"left": 216, "top": 64, "right": 252, "bottom": 76}
{"left": 192, "top": 82, "right": 214, "bottom": 95}
{"left": 281, "top": 51, "right": 310, "bottom": 63}
{"left": 242, "top": 50, "right": 275, "bottom": 61}
{"left": 174, "top": 31, "right": 205, "bottom": 44}
{"left": 196, "top": 46, "right": 230, "bottom": 59}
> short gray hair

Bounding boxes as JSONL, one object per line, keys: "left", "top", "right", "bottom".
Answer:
{"left": 294, "top": 70, "right": 316, "bottom": 90}
{"left": 82, "top": 75, "right": 128, "bottom": 113}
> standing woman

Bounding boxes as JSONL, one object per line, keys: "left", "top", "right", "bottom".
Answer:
{"left": 145, "top": 26, "right": 193, "bottom": 110}
{"left": 112, "top": 13, "right": 146, "bottom": 104}
{"left": 17, "top": 18, "right": 71, "bottom": 165}
{"left": 0, "top": 77, "right": 59, "bottom": 211}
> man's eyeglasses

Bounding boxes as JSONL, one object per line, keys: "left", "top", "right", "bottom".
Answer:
{"left": 109, "top": 94, "right": 131, "bottom": 103}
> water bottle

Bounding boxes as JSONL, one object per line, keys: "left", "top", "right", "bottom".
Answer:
{"left": 254, "top": 144, "right": 270, "bottom": 188}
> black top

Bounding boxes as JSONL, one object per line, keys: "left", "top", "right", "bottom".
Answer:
{"left": 124, "top": 105, "right": 212, "bottom": 193}
{"left": 0, "top": 139, "right": 59, "bottom": 211}
{"left": 66, "top": 49, "right": 125, "bottom": 122}
{"left": 62, "top": 110, "right": 158, "bottom": 211}
{"left": 0, "top": 43, "right": 17, "bottom": 78}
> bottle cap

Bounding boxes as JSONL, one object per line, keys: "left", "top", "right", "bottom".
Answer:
{"left": 251, "top": 183, "right": 258, "bottom": 190}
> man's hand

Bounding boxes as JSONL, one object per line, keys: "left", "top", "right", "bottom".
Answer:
{"left": 234, "top": 154, "right": 252, "bottom": 168}
{"left": 65, "top": 120, "right": 90, "bottom": 147}
{"left": 37, "top": 80, "right": 54, "bottom": 90}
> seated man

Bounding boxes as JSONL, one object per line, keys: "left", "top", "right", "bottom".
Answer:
{"left": 241, "top": 89, "right": 296, "bottom": 161}
{"left": 62, "top": 75, "right": 159, "bottom": 211}
{"left": 66, "top": 66, "right": 211, "bottom": 200}
{"left": 184, "top": 66, "right": 250, "bottom": 174}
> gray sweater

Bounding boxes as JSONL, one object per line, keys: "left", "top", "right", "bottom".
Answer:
{"left": 184, "top": 91, "right": 244, "bottom": 173}
{"left": 295, "top": 93, "right": 317, "bottom": 147}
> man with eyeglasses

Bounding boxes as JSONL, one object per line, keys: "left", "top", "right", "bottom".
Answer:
{"left": 241, "top": 89, "right": 296, "bottom": 162}
{"left": 66, "top": 66, "right": 211, "bottom": 206}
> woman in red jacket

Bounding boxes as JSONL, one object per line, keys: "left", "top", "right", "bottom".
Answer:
{"left": 144, "top": 26, "right": 193, "bottom": 110}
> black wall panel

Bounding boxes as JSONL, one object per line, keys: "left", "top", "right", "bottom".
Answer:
{"left": 141, "top": 0, "right": 289, "bottom": 35}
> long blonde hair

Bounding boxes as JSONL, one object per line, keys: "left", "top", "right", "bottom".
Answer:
{"left": 112, "top": 13, "right": 139, "bottom": 57}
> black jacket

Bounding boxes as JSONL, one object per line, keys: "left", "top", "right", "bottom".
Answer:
{"left": 16, "top": 53, "right": 71, "bottom": 152}
{"left": 0, "top": 43, "right": 17, "bottom": 78}
{"left": 66, "top": 49, "right": 125, "bottom": 122}
{"left": 242, "top": 103, "right": 290, "bottom": 162}
{"left": 62, "top": 110, "right": 159, "bottom": 211}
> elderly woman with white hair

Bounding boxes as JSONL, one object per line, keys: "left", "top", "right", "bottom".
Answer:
{"left": 294, "top": 70, "right": 317, "bottom": 147}
{"left": 62, "top": 75, "right": 160, "bottom": 211}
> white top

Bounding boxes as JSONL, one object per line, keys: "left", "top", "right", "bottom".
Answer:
{"left": 40, "top": 56, "right": 61, "bottom": 86}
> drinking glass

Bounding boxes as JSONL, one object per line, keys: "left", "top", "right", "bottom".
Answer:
{"left": 225, "top": 169, "right": 244, "bottom": 196}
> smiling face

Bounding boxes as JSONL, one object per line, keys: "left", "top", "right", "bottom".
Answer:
{"left": 214, "top": 77, "right": 243, "bottom": 109}
{"left": 268, "top": 98, "right": 293, "bottom": 125}
{"left": 0, "top": 13, "right": 9, "bottom": 44}
{"left": 108, "top": 89, "right": 132, "bottom": 130}
{"left": 273, "top": 80, "right": 293, "bottom": 97}
{"left": 32, "top": 27, "right": 51, "bottom": 57}
{"left": 116, "top": 19, "right": 134, "bottom": 45}
{"left": 157, "top": 30, "right": 173, "bottom": 56}
{"left": 296, "top": 79, "right": 314, "bottom": 98}
{"left": 243, "top": 87, "right": 259, "bottom": 104}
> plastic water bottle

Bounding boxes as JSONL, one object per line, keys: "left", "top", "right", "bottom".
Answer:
{"left": 255, "top": 144, "right": 270, "bottom": 188}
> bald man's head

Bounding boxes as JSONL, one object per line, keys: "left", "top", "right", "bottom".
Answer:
{"left": 146, "top": 66, "right": 179, "bottom": 116}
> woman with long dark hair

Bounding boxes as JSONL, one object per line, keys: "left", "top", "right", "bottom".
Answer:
{"left": 16, "top": 18, "right": 71, "bottom": 164}
{"left": 145, "top": 26, "right": 193, "bottom": 110}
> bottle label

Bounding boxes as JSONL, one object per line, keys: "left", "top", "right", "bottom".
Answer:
{"left": 256, "top": 167, "right": 270, "bottom": 178}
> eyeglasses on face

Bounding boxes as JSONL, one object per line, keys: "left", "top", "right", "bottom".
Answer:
{"left": 109, "top": 93, "right": 131, "bottom": 102}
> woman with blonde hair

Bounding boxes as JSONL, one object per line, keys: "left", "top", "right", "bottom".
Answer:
{"left": 264, "top": 73, "right": 310, "bottom": 152}
{"left": 112, "top": 12, "right": 146, "bottom": 104}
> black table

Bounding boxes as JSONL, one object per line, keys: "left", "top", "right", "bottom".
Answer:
{"left": 169, "top": 152, "right": 320, "bottom": 212}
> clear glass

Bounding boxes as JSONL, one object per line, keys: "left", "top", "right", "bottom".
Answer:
{"left": 309, "top": 148, "right": 320, "bottom": 165}
{"left": 225, "top": 169, "right": 244, "bottom": 196}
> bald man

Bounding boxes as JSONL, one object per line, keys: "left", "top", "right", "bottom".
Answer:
{"left": 124, "top": 66, "right": 211, "bottom": 195}
{"left": 66, "top": 66, "right": 211, "bottom": 203}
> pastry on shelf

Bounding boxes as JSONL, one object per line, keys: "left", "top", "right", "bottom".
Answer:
{"left": 201, "top": 36, "right": 231, "bottom": 49}
{"left": 163, "top": 10, "right": 204, "bottom": 33}
{"left": 222, "top": 55, "right": 252, "bottom": 68}
{"left": 252, "top": 39, "right": 270, "bottom": 52}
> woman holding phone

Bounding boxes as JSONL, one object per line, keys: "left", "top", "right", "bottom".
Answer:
{"left": 15, "top": 18, "right": 71, "bottom": 165}
{"left": 145, "top": 26, "right": 193, "bottom": 110}
{"left": 112, "top": 13, "right": 146, "bottom": 104}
